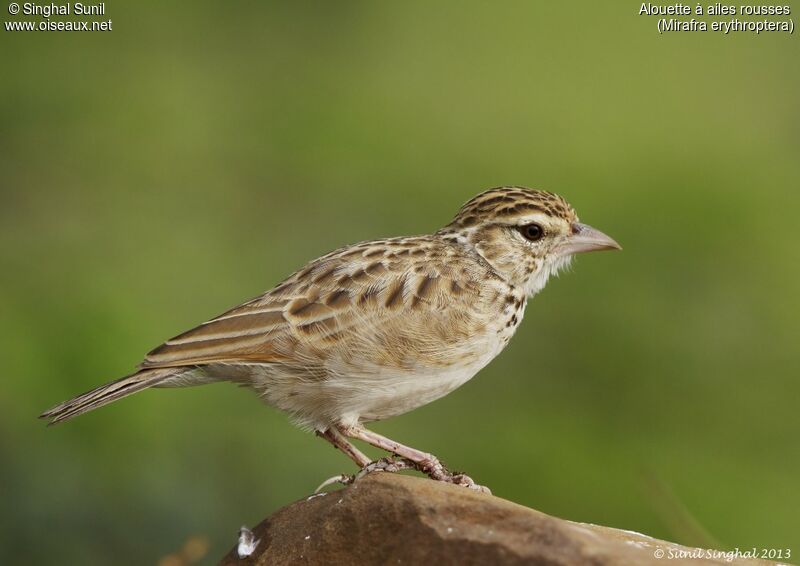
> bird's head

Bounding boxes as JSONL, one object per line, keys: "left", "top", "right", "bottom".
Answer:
{"left": 441, "top": 187, "right": 621, "bottom": 296}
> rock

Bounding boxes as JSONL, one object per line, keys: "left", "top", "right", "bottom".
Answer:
{"left": 220, "top": 473, "right": 778, "bottom": 566}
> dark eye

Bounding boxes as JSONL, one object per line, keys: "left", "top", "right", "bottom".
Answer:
{"left": 519, "top": 223, "right": 544, "bottom": 242}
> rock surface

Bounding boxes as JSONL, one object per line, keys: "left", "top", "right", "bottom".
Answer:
{"left": 220, "top": 473, "right": 779, "bottom": 566}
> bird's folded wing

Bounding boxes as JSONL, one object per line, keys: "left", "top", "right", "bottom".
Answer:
{"left": 139, "top": 241, "right": 489, "bottom": 370}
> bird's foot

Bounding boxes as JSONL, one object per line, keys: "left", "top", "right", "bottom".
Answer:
{"left": 314, "top": 457, "right": 416, "bottom": 492}
{"left": 314, "top": 456, "right": 490, "bottom": 494}
{"left": 413, "top": 457, "right": 491, "bottom": 494}
{"left": 449, "top": 472, "right": 491, "bottom": 494}
{"left": 355, "top": 456, "right": 417, "bottom": 480}
{"left": 314, "top": 473, "right": 352, "bottom": 493}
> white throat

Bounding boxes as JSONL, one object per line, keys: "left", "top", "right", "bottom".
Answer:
{"left": 525, "top": 254, "right": 573, "bottom": 297}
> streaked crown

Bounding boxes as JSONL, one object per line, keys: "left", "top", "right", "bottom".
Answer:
{"left": 446, "top": 186, "right": 577, "bottom": 229}
{"left": 438, "top": 186, "right": 619, "bottom": 298}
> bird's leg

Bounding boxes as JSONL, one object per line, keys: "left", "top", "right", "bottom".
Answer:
{"left": 342, "top": 424, "right": 490, "bottom": 493}
{"left": 316, "top": 427, "right": 417, "bottom": 475}
{"left": 341, "top": 424, "right": 449, "bottom": 481}
{"left": 314, "top": 426, "right": 417, "bottom": 492}
{"left": 314, "top": 426, "right": 371, "bottom": 492}
{"left": 319, "top": 424, "right": 490, "bottom": 493}
{"left": 316, "top": 426, "right": 372, "bottom": 468}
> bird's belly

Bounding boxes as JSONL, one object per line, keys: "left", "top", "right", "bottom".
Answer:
{"left": 354, "top": 362, "right": 482, "bottom": 422}
{"left": 331, "top": 330, "right": 513, "bottom": 424}
{"left": 216, "top": 325, "right": 514, "bottom": 430}
{"left": 233, "top": 331, "right": 510, "bottom": 429}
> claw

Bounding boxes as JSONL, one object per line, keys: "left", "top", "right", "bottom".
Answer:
{"left": 313, "top": 457, "right": 416, "bottom": 492}
{"left": 315, "top": 474, "right": 353, "bottom": 493}
{"left": 354, "top": 457, "right": 416, "bottom": 481}
{"left": 315, "top": 457, "right": 491, "bottom": 494}
{"left": 451, "top": 472, "right": 492, "bottom": 494}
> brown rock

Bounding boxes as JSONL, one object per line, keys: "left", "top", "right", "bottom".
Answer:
{"left": 220, "top": 473, "right": 779, "bottom": 566}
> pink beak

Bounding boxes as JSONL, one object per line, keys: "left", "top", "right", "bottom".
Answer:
{"left": 557, "top": 223, "right": 622, "bottom": 255}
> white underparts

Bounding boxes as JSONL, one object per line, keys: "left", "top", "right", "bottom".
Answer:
{"left": 525, "top": 254, "right": 573, "bottom": 296}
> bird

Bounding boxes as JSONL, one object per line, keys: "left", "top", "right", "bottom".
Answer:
{"left": 40, "top": 186, "right": 620, "bottom": 490}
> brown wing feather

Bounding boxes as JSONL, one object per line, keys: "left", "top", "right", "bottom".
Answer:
{"left": 140, "top": 301, "right": 291, "bottom": 367}
{"left": 139, "top": 236, "right": 495, "bottom": 370}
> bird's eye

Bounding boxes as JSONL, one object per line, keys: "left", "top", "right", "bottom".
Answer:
{"left": 519, "top": 223, "right": 545, "bottom": 242}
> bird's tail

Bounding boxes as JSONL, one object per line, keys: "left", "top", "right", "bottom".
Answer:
{"left": 39, "top": 367, "right": 185, "bottom": 426}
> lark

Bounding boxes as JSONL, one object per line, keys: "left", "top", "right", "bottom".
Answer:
{"left": 41, "top": 187, "right": 620, "bottom": 491}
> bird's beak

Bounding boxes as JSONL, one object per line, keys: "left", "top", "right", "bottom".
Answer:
{"left": 557, "top": 223, "right": 622, "bottom": 255}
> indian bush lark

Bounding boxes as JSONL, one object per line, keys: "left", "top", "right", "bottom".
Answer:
{"left": 41, "top": 187, "right": 620, "bottom": 491}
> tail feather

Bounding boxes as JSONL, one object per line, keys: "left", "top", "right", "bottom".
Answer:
{"left": 39, "top": 367, "right": 183, "bottom": 425}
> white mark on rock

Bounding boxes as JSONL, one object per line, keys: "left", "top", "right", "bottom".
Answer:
{"left": 446, "top": 527, "right": 453, "bottom": 534}
{"left": 625, "top": 540, "right": 648, "bottom": 549}
{"left": 237, "top": 526, "right": 260, "bottom": 559}
{"left": 304, "top": 535, "right": 311, "bottom": 540}
{"left": 567, "top": 523, "right": 603, "bottom": 540}
{"left": 306, "top": 492, "right": 327, "bottom": 501}
{"left": 616, "top": 528, "right": 655, "bottom": 540}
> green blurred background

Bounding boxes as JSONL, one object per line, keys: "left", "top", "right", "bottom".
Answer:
{"left": 2, "top": 2, "right": 798, "bottom": 564}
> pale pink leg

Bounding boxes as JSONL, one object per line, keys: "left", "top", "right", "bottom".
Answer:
{"left": 341, "top": 424, "right": 448, "bottom": 480}
{"left": 316, "top": 426, "right": 371, "bottom": 468}
{"left": 342, "top": 424, "right": 491, "bottom": 493}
